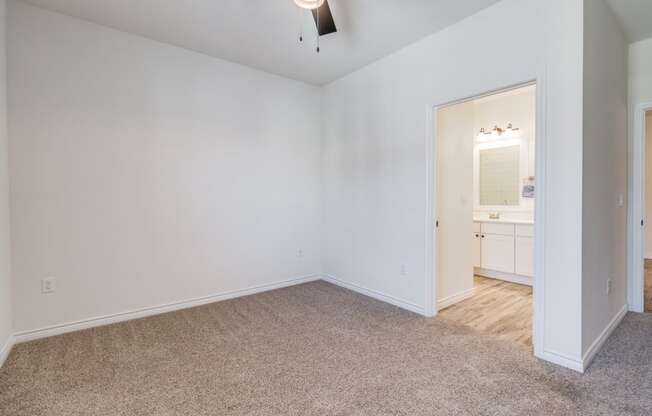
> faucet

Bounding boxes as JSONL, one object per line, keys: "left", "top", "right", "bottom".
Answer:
{"left": 489, "top": 212, "right": 501, "bottom": 220}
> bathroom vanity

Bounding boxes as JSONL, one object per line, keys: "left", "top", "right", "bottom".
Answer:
{"left": 473, "top": 218, "right": 534, "bottom": 286}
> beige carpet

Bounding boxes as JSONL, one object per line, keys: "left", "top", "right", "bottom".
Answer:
{"left": 645, "top": 259, "right": 652, "bottom": 312}
{"left": 1, "top": 281, "right": 651, "bottom": 415}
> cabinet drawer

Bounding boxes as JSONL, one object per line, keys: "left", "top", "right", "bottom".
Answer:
{"left": 481, "top": 222, "right": 515, "bottom": 236}
{"left": 516, "top": 224, "right": 534, "bottom": 237}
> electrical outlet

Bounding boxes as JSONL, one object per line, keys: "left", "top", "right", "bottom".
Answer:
{"left": 606, "top": 279, "right": 612, "bottom": 295}
{"left": 41, "top": 277, "right": 56, "bottom": 294}
{"left": 400, "top": 264, "right": 408, "bottom": 276}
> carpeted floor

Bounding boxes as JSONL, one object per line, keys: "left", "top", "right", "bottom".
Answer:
{"left": 1, "top": 281, "right": 651, "bottom": 415}
{"left": 644, "top": 259, "right": 652, "bottom": 312}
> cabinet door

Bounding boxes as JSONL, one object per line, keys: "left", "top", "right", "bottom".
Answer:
{"left": 515, "top": 236, "right": 534, "bottom": 277}
{"left": 481, "top": 233, "right": 515, "bottom": 273}
{"left": 473, "top": 233, "right": 481, "bottom": 268}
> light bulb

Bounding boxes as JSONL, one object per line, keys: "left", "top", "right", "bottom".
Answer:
{"left": 294, "top": 0, "right": 325, "bottom": 10}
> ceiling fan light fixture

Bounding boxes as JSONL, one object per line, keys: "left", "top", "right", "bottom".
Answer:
{"left": 294, "top": 0, "right": 325, "bottom": 10}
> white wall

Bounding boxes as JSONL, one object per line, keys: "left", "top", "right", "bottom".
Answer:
{"left": 581, "top": 0, "right": 628, "bottom": 356}
{"left": 8, "top": 1, "right": 322, "bottom": 333}
{"left": 322, "top": 0, "right": 586, "bottom": 368}
{"left": 0, "top": 0, "right": 12, "bottom": 357}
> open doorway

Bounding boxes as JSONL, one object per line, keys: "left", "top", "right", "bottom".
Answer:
{"left": 433, "top": 84, "right": 536, "bottom": 348}
{"left": 643, "top": 110, "right": 652, "bottom": 312}
{"left": 631, "top": 104, "right": 652, "bottom": 313}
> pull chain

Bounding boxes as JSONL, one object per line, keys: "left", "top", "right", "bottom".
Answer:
{"left": 316, "top": 7, "right": 320, "bottom": 53}
{"left": 298, "top": 7, "right": 303, "bottom": 42}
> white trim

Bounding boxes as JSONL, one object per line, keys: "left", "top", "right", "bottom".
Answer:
{"left": 0, "top": 335, "right": 14, "bottom": 369}
{"left": 581, "top": 304, "right": 628, "bottom": 372}
{"left": 437, "top": 287, "right": 475, "bottom": 310}
{"left": 475, "top": 268, "right": 533, "bottom": 287}
{"left": 538, "top": 349, "right": 584, "bottom": 373}
{"left": 424, "top": 103, "right": 437, "bottom": 317}
{"left": 539, "top": 304, "right": 628, "bottom": 374}
{"left": 532, "top": 71, "right": 547, "bottom": 360}
{"left": 13, "top": 274, "right": 320, "bottom": 343}
{"left": 629, "top": 102, "right": 652, "bottom": 313}
{"left": 321, "top": 273, "right": 426, "bottom": 315}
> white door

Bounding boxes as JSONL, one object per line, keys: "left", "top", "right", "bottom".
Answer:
{"left": 436, "top": 103, "right": 474, "bottom": 307}
{"left": 481, "top": 233, "right": 515, "bottom": 273}
{"left": 472, "top": 233, "right": 481, "bottom": 268}
{"left": 515, "top": 236, "right": 534, "bottom": 277}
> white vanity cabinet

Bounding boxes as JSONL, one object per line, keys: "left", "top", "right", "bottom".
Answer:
{"left": 474, "top": 221, "right": 534, "bottom": 285}
{"left": 481, "top": 233, "right": 515, "bottom": 273}
{"left": 515, "top": 225, "right": 534, "bottom": 277}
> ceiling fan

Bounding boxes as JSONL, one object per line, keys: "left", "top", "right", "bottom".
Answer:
{"left": 294, "top": 0, "right": 337, "bottom": 53}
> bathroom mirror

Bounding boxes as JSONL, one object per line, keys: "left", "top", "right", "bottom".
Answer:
{"left": 479, "top": 145, "right": 520, "bottom": 206}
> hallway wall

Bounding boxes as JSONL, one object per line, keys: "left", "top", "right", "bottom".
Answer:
{"left": 581, "top": 0, "right": 628, "bottom": 358}
{"left": 0, "top": 0, "right": 12, "bottom": 365}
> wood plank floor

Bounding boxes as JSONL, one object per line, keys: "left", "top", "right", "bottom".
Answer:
{"left": 438, "top": 276, "right": 533, "bottom": 347}
{"left": 645, "top": 259, "right": 652, "bottom": 312}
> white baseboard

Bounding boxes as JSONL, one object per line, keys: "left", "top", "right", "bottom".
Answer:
{"left": 0, "top": 335, "right": 14, "bottom": 369}
{"left": 13, "top": 274, "right": 321, "bottom": 344}
{"left": 537, "top": 348, "right": 584, "bottom": 373}
{"left": 321, "top": 274, "right": 425, "bottom": 316}
{"left": 7, "top": 274, "right": 627, "bottom": 375}
{"left": 437, "top": 287, "right": 475, "bottom": 310}
{"left": 581, "top": 303, "right": 628, "bottom": 372}
{"left": 536, "top": 304, "right": 628, "bottom": 374}
{"left": 475, "top": 268, "right": 533, "bottom": 286}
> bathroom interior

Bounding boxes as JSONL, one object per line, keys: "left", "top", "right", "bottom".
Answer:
{"left": 435, "top": 84, "right": 536, "bottom": 347}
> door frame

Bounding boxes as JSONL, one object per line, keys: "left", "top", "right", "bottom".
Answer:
{"left": 629, "top": 102, "right": 652, "bottom": 312}
{"left": 424, "top": 78, "right": 546, "bottom": 358}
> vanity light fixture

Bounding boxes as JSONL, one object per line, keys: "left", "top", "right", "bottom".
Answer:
{"left": 504, "top": 123, "right": 520, "bottom": 136}
{"left": 476, "top": 123, "right": 520, "bottom": 142}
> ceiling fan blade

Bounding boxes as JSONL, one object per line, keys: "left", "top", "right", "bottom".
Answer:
{"left": 312, "top": 0, "right": 337, "bottom": 36}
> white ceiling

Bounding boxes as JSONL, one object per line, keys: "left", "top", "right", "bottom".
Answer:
{"left": 606, "top": 0, "right": 652, "bottom": 43}
{"left": 21, "top": 0, "right": 501, "bottom": 85}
